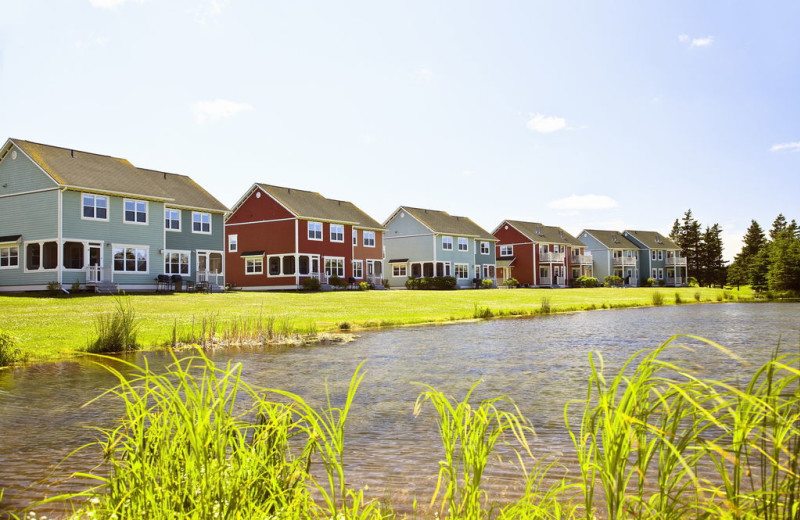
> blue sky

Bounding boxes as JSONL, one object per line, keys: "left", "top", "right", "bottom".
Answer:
{"left": 2, "top": 1, "right": 798, "bottom": 260}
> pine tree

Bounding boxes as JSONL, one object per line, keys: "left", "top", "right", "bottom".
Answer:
{"left": 727, "top": 220, "right": 767, "bottom": 288}
{"left": 769, "top": 214, "right": 787, "bottom": 240}
{"left": 670, "top": 210, "right": 702, "bottom": 282}
{"left": 768, "top": 224, "right": 800, "bottom": 292}
{"left": 699, "top": 224, "right": 726, "bottom": 287}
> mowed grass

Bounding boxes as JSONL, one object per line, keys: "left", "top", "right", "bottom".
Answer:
{"left": 0, "top": 286, "right": 755, "bottom": 362}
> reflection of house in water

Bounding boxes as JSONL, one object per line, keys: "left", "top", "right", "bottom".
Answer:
{"left": 0, "top": 138, "right": 228, "bottom": 292}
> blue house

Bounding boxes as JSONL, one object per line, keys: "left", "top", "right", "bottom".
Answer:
{"left": 383, "top": 206, "right": 497, "bottom": 289}
{"left": 623, "top": 230, "right": 688, "bottom": 286}
{"left": 578, "top": 229, "right": 641, "bottom": 286}
{"left": 0, "top": 138, "right": 228, "bottom": 292}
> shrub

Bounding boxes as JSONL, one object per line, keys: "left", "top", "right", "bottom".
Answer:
{"left": 643, "top": 277, "right": 656, "bottom": 287}
{"left": 694, "top": 290, "right": 701, "bottom": 302}
{"left": 300, "top": 277, "right": 321, "bottom": 291}
{"left": 575, "top": 276, "right": 599, "bottom": 288}
{"left": 603, "top": 275, "right": 624, "bottom": 288}
{"left": 71, "top": 279, "right": 82, "bottom": 293}
{"left": 480, "top": 278, "right": 493, "bottom": 289}
{"left": 406, "top": 276, "right": 456, "bottom": 290}
{"left": 657, "top": 279, "right": 666, "bottom": 287}
{"left": 88, "top": 296, "right": 139, "bottom": 354}
{"left": 382, "top": 278, "right": 390, "bottom": 289}
{"left": 503, "top": 277, "right": 519, "bottom": 288}
{"left": 688, "top": 276, "right": 699, "bottom": 286}
{"left": 47, "top": 280, "right": 62, "bottom": 296}
{"left": 358, "top": 282, "right": 369, "bottom": 291}
{"left": 328, "top": 275, "right": 347, "bottom": 289}
{"left": 338, "top": 322, "right": 351, "bottom": 331}
{"left": 0, "top": 329, "right": 27, "bottom": 367}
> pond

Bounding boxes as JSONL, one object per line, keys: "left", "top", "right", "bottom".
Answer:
{"left": 1, "top": 302, "right": 798, "bottom": 516}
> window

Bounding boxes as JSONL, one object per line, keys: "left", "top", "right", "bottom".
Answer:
{"left": 353, "top": 229, "right": 358, "bottom": 246}
{"left": 26, "top": 243, "right": 40, "bottom": 270}
{"left": 475, "top": 265, "right": 481, "bottom": 279}
{"left": 113, "top": 246, "right": 148, "bottom": 273}
{"left": 330, "top": 224, "right": 344, "bottom": 242}
{"left": 500, "top": 245, "right": 513, "bottom": 257}
{"left": 363, "top": 231, "right": 375, "bottom": 247}
{"left": 442, "top": 236, "right": 453, "bottom": 250}
{"left": 83, "top": 194, "right": 108, "bottom": 220}
{"left": 480, "top": 242, "right": 489, "bottom": 255}
{"left": 651, "top": 250, "right": 657, "bottom": 260}
{"left": 228, "top": 234, "right": 238, "bottom": 252}
{"left": 324, "top": 257, "right": 345, "bottom": 277}
{"left": 352, "top": 260, "right": 363, "bottom": 279}
{"left": 164, "top": 251, "right": 190, "bottom": 275}
{"left": 265, "top": 255, "right": 299, "bottom": 276}
{"left": 540, "top": 266, "right": 549, "bottom": 279}
{"left": 124, "top": 199, "right": 147, "bottom": 224}
{"left": 482, "top": 265, "right": 495, "bottom": 278}
{"left": 0, "top": 245, "right": 19, "bottom": 268}
{"left": 26, "top": 241, "right": 58, "bottom": 270}
{"left": 283, "top": 256, "right": 296, "bottom": 275}
{"left": 165, "top": 209, "right": 181, "bottom": 231}
{"left": 308, "top": 221, "right": 322, "bottom": 240}
{"left": 62, "top": 242, "right": 84, "bottom": 269}
{"left": 245, "top": 257, "right": 263, "bottom": 274}
{"left": 299, "top": 255, "right": 310, "bottom": 275}
{"left": 652, "top": 268, "right": 657, "bottom": 279}
{"left": 454, "top": 264, "right": 469, "bottom": 279}
{"left": 392, "top": 264, "right": 407, "bottom": 277}
{"left": 192, "top": 212, "right": 211, "bottom": 234}
{"left": 457, "top": 237, "right": 468, "bottom": 252}
{"left": 658, "top": 268, "right": 663, "bottom": 279}
{"left": 658, "top": 250, "right": 663, "bottom": 261}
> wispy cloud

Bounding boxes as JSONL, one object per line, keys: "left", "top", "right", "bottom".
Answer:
{"left": 414, "top": 67, "right": 432, "bottom": 84}
{"left": 192, "top": 99, "right": 254, "bottom": 124}
{"left": 548, "top": 194, "right": 618, "bottom": 211}
{"left": 526, "top": 113, "right": 568, "bottom": 133}
{"left": 770, "top": 141, "right": 800, "bottom": 152}
{"left": 188, "top": 0, "right": 229, "bottom": 24}
{"left": 679, "top": 34, "right": 714, "bottom": 47}
{"left": 89, "top": 0, "right": 143, "bottom": 9}
{"left": 75, "top": 36, "right": 109, "bottom": 49}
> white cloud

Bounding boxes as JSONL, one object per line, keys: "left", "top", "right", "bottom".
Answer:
{"left": 89, "top": 0, "right": 142, "bottom": 9}
{"left": 188, "top": 0, "right": 229, "bottom": 24}
{"left": 770, "top": 141, "right": 800, "bottom": 152}
{"left": 679, "top": 34, "right": 714, "bottom": 47}
{"left": 678, "top": 34, "right": 690, "bottom": 43}
{"left": 414, "top": 67, "right": 432, "bottom": 84}
{"left": 548, "top": 194, "right": 618, "bottom": 211}
{"left": 360, "top": 134, "right": 377, "bottom": 145}
{"left": 526, "top": 113, "right": 568, "bottom": 133}
{"left": 192, "top": 99, "right": 254, "bottom": 124}
{"left": 75, "top": 36, "right": 109, "bottom": 49}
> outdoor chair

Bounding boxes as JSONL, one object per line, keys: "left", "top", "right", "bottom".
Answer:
{"left": 156, "top": 274, "right": 173, "bottom": 293}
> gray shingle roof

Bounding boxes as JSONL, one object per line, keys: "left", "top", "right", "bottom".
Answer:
{"left": 623, "top": 230, "right": 680, "bottom": 250}
{"left": 256, "top": 184, "right": 384, "bottom": 229}
{"left": 400, "top": 206, "right": 497, "bottom": 241}
{"left": 137, "top": 168, "right": 227, "bottom": 212}
{"left": 581, "top": 229, "right": 640, "bottom": 249}
{"left": 504, "top": 220, "right": 583, "bottom": 246}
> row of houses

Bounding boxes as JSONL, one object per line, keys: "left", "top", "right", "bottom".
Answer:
{"left": 0, "top": 138, "right": 688, "bottom": 293}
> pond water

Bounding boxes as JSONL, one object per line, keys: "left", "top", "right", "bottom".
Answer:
{"left": 1, "top": 302, "right": 798, "bottom": 516}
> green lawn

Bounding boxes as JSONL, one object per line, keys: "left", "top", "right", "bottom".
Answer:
{"left": 0, "top": 286, "right": 755, "bottom": 362}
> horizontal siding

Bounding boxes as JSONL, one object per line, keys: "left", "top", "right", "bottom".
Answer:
{"left": 0, "top": 190, "right": 58, "bottom": 241}
{"left": 0, "top": 145, "right": 57, "bottom": 194}
{"left": 165, "top": 210, "right": 225, "bottom": 252}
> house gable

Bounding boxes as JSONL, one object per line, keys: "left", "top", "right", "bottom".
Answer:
{"left": 0, "top": 142, "right": 59, "bottom": 195}
{"left": 226, "top": 186, "right": 295, "bottom": 225}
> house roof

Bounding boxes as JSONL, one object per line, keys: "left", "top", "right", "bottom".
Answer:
{"left": 255, "top": 184, "right": 384, "bottom": 229}
{"left": 581, "top": 229, "right": 640, "bottom": 249}
{"left": 623, "top": 230, "right": 680, "bottom": 250}
{"left": 394, "top": 206, "right": 497, "bottom": 241}
{"left": 9, "top": 139, "right": 226, "bottom": 212}
{"left": 502, "top": 220, "right": 583, "bottom": 246}
{"left": 137, "top": 168, "right": 228, "bottom": 213}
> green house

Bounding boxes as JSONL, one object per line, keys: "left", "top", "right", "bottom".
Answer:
{"left": 0, "top": 138, "right": 228, "bottom": 292}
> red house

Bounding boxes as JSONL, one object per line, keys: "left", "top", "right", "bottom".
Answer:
{"left": 225, "top": 184, "right": 384, "bottom": 290}
{"left": 493, "top": 220, "right": 593, "bottom": 287}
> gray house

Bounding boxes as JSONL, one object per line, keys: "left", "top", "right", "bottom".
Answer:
{"left": 623, "top": 230, "right": 688, "bottom": 286}
{"left": 578, "top": 229, "right": 641, "bottom": 286}
{"left": 0, "top": 138, "right": 228, "bottom": 292}
{"left": 383, "top": 206, "right": 497, "bottom": 289}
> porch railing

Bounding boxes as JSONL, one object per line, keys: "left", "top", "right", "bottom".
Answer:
{"left": 613, "top": 257, "right": 637, "bottom": 266}
{"left": 197, "top": 271, "right": 223, "bottom": 285}
{"left": 87, "top": 266, "right": 112, "bottom": 283}
{"left": 571, "top": 254, "right": 593, "bottom": 265}
{"left": 539, "top": 252, "right": 565, "bottom": 263}
{"left": 665, "top": 257, "right": 687, "bottom": 266}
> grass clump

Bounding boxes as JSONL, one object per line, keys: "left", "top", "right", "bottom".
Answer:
{"left": 473, "top": 304, "right": 494, "bottom": 319}
{"left": 674, "top": 292, "right": 683, "bottom": 304}
{"left": 650, "top": 290, "right": 664, "bottom": 306}
{"left": 540, "top": 296, "right": 551, "bottom": 314}
{"left": 87, "top": 296, "right": 139, "bottom": 354}
{"left": 0, "top": 329, "right": 27, "bottom": 367}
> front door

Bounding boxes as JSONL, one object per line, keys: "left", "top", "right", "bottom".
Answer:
{"left": 88, "top": 243, "right": 103, "bottom": 282}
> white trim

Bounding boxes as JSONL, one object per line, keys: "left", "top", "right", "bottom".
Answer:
{"left": 266, "top": 254, "right": 300, "bottom": 277}
{"left": 352, "top": 259, "right": 363, "bottom": 279}
{"left": 308, "top": 221, "right": 323, "bottom": 241}
{"left": 163, "top": 249, "right": 191, "bottom": 276}
{"left": 22, "top": 239, "right": 59, "bottom": 273}
{"left": 0, "top": 187, "right": 60, "bottom": 199}
{"left": 80, "top": 193, "right": 110, "bottom": 222}
{"left": 123, "top": 198, "right": 149, "bottom": 226}
{"left": 228, "top": 234, "right": 238, "bottom": 252}
{"left": 384, "top": 232, "right": 434, "bottom": 239}
{"left": 391, "top": 264, "right": 407, "bottom": 277}
{"left": 0, "top": 244, "right": 20, "bottom": 269}
{"left": 323, "top": 256, "right": 345, "bottom": 277}
{"left": 111, "top": 244, "right": 150, "bottom": 274}
{"left": 457, "top": 237, "right": 468, "bottom": 252}
{"left": 191, "top": 211, "right": 212, "bottom": 234}
{"left": 480, "top": 241, "right": 490, "bottom": 255}
{"left": 363, "top": 230, "right": 376, "bottom": 247}
{"left": 442, "top": 236, "right": 453, "bottom": 251}
{"left": 225, "top": 217, "right": 297, "bottom": 227}
{"left": 245, "top": 256, "right": 263, "bottom": 275}
{"left": 454, "top": 263, "right": 469, "bottom": 279}
{"left": 330, "top": 223, "right": 345, "bottom": 243}
{"left": 165, "top": 207, "right": 182, "bottom": 232}
{"left": 499, "top": 244, "right": 513, "bottom": 256}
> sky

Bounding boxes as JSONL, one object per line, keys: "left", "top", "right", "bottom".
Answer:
{"left": 1, "top": 1, "right": 798, "bottom": 260}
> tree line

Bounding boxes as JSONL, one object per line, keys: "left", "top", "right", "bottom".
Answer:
{"left": 669, "top": 209, "right": 726, "bottom": 287}
{"left": 727, "top": 214, "right": 800, "bottom": 292}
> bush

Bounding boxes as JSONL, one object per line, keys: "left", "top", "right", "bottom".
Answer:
{"left": 503, "top": 277, "right": 519, "bottom": 288}
{"left": 603, "top": 275, "right": 624, "bottom": 288}
{"left": 480, "top": 278, "right": 494, "bottom": 289}
{"left": 643, "top": 277, "right": 656, "bottom": 287}
{"left": 47, "top": 280, "right": 62, "bottom": 296}
{"left": 0, "top": 329, "right": 27, "bottom": 367}
{"left": 88, "top": 296, "right": 139, "bottom": 354}
{"left": 657, "top": 279, "right": 666, "bottom": 287}
{"left": 575, "top": 276, "right": 599, "bottom": 288}
{"left": 382, "top": 278, "right": 390, "bottom": 289}
{"left": 358, "top": 281, "right": 369, "bottom": 291}
{"left": 328, "top": 275, "right": 347, "bottom": 289}
{"left": 300, "top": 277, "right": 321, "bottom": 291}
{"left": 688, "top": 276, "right": 699, "bottom": 287}
{"left": 405, "top": 276, "right": 457, "bottom": 290}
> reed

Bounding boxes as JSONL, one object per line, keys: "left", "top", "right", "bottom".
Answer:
{"left": 651, "top": 290, "right": 664, "bottom": 306}
{"left": 0, "top": 328, "right": 27, "bottom": 367}
{"left": 674, "top": 291, "right": 683, "bottom": 304}
{"left": 87, "top": 296, "right": 139, "bottom": 353}
{"left": 540, "top": 296, "right": 551, "bottom": 314}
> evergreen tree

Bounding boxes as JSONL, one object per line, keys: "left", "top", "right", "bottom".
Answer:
{"left": 769, "top": 214, "right": 787, "bottom": 240}
{"left": 768, "top": 225, "right": 800, "bottom": 292}
{"left": 749, "top": 248, "right": 770, "bottom": 292}
{"left": 727, "top": 220, "right": 767, "bottom": 288}
{"left": 700, "top": 224, "right": 726, "bottom": 287}
{"left": 670, "top": 209, "right": 703, "bottom": 282}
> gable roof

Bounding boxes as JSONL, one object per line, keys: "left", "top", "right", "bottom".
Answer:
{"left": 391, "top": 206, "right": 497, "bottom": 241}
{"left": 623, "top": 230, "right": 680, "bottom": 250}
{"left": 253, "top": 184, "right": 384, "bottom": 230}
{"left": 580, "top": 229, "right": 640, "bottom": 249}
{"left": 501, "top": 220, "right": 583, "bottom": 246}
{"left": 7, "top": 138, "right": 226, "bottom": 211}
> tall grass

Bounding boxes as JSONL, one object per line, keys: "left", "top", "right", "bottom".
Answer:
{"left": 87, "top": 296, "right": 139, "bottom": 353}
{"left": 0, "top": 329, "right": 27, "bottom": 367}
{"left": 651, "top": 290, "right": 664, "bottom": 306}
{"left": 540, "top": 296, "right": 551, "bottom": 314}
{"left": 169, "top": 311, "right": 317, "bottom": 348}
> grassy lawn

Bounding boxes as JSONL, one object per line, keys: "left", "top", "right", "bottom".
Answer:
{"left": 0, "top": 286, "right": 755, "bottom": 362}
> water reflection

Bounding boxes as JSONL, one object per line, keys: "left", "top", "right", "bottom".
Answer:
{"left": 1, "top": 303, "right": 798, "bottom": 516}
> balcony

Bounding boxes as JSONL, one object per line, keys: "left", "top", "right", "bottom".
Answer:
{"left": 665, "top": 256, "right": 687, "bottom": 267}
{"left": 539, "top": 252, "right": 565, "bottom": 263}
{"left": 571, "top": 254, "right": 593, "bottom": 265}
{"left": 612, "top": 257, "right": 637, "bottom": 266}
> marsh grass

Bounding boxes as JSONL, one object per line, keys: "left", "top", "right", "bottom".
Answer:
{"left": 674, "top": 292, "right": 683, "bottom": 304}
{"left": 169, "top": 311, "right": 316, "bottom": 348}
{"left": 87, "top": 296, "right": 139, "bottom": 354}
{"left": 0, "top": 329, "right": 27, "bottom": 367}
{"left": 540, "top": 297, "right": 551, "bottom": 314}
{"left": 651, "top": 290, "right": 664, "bottom": 306}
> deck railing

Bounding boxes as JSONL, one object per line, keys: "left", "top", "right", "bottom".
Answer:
{"left": 539, "top": 252, "right": 565, "bottom": 263}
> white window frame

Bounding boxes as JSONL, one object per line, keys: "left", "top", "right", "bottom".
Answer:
{"left": 330, "top": 224, "right": 344, "bottom": 242}
{"left": 658, "top": 268, "right": 664, "bottom": 279}
{"left": 353, "top": 229, "right": 358, "bottom": 246}
{"left": 228, "top": 234, "right": 238, "bottom": 253}
{"left": 165, "top": 208, "right": 181, "bottom": 231}
{"left": 308, "top": 221, "right": 323, "bottom": 241}
{"left": 500, "top": 245, "right": 513, "bottom": 256}
{"left": 352, "top": 260, "right": 363, "bottom": 279}
{"left": 482, "top": 264, "right": 495, "bottom": 279}
{"left": 324, "top": 257, "right": 345, "bottom": 278}
{"left": 164, "top": 250, "right": 190, "bottom": 275}
{"left": 480, "top": 242, "right": 490, "bottom": 255}
{"left": 363, "top": 230, "right": 376, "bottom": 247}
{"left": 457, "top": 237, "right": 468, "bottom": 252}
{"left": 651, "top": 250, "right": 657, "bottom": 260}
{"left": 245, "top": 256, "right": 263, "bottom": 275}
{"left": 0, "top": 244, "right": 19, "bottom": 269}
{"left": 112, "top": 245, "right": 149, "bottom": 273}
{"left": 192, "top": 212, "right": 212, "bottom": 234}
{"left": 442, "top": 236, "right": 453, "bottom": 251}
{"left": 392, "top": 264, "right": 407, "bottom": 277}
{"left": 658, "top": 250, "right": 663, "bottom": 261}
{"left": 123, "top": 199, "right": 148, "bottom": 225}
{"left": 454, "top": 263, "right": 469, "bottom": 279}
{"left": 652, "top": 268, "right": 657, "bottom": 279}
{"left": 82, "top": 194, "right": 109, "bottom": 221}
